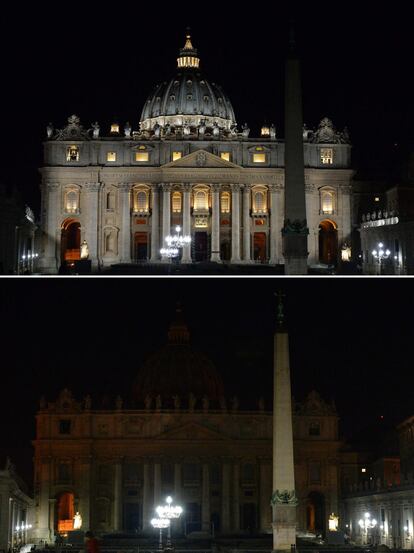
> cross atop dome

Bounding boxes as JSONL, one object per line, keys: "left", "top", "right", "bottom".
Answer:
{"left": 177, "top": 29, "right": 200, "bottom": 69}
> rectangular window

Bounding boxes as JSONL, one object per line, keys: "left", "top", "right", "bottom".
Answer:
{"left": 220, "top": 152, "right": 230, "bottom": 162}
{"left": 59, "top": 419, "right": 71, "bottom": 434}
{"left": 172, "top": 151, "right": 182, "bottom": 161}
{"left": 253, "top": 153, "right": 266, "bottom": 163}
{"left": 136, "top": 152, "right": 149, "bottom": 162}
{"left": 309, "top": 462, "right": 321, "bottom": 484}
{"left": 320, "top": 148, "right": 333, "bottom": 164}
{"left": 58, "top": 463, "right": 71, "bottom": 482}
{"left": 107, "top": 152, "right": 117, "bottom": 162}
{"left": 183, "top": 463, "right": 200, "bottom": 484}
{"left": 67, "top": 146, "right": 79, "bottom": 162}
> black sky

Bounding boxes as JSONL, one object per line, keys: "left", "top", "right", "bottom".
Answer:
{"left": 2, "top": 3, "right": 413, "bottom": 210}
{"left": 1, "top": 277, "right": 413, "bottom": 484}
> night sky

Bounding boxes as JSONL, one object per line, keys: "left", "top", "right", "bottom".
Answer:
{"left": 1, "top": 278, "right": 413, "bottom": 485}
{"left": 1, "top": 3, "right": 412, "bottom": 211}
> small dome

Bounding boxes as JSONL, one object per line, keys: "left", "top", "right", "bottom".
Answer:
{"left": 133, "top": 306, "right": 224, "bottom": 401}
{"left": 140, "top": 34, "right": 236, "bottom": 132}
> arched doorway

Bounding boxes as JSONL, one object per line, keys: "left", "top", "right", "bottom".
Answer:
{"left": 319, "top": 220, "right": 338, "bottom": 265}
{"left": 306, "top": 491, "right": 325, "bottom": 535}
{"left": 253, "top": 232, "right": 267, "bottom": 262}
{"left": 194, "top": 232, "right": 208, "bottom": 262}
{"left": 61, "top": 219, "right": 81, "bottom": 265}
{"left": 57, "top": 492, "right": 75, "bottom": 534}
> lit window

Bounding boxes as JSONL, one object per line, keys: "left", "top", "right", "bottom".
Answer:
{"left": 254, "top": 191, "right": 266, "bottom": 212}
{"left": 136, "top": 152, "right": 149, "bottom": 162}
{"left": 253, "top": 153, "right": 266, "bottom": 163}
{"left": 220, "top": 152, "right": 230, "bottom": 161}
{"left": 111, "top": 123, "right": 120, "bottom": 134}
{"left": 361, "top": 468, "right": 366, "bottom": 473}
{"left": 65, "top": 190, "right": 78, "bottom": 213}
{"left": 321, "top": 191, "right": 334, "bottom": 214}
{"left": 261, "top": 125, "right": 270, "bottom": 137}
{"left": 194, "top": 190, "right": 208, "bottom": 210}
{"left": 221, "top": 192, "right": 230, "bottom": 213}
{"left": 321, "top": 147, "right": 333, "bottom": 164}
{"left": 172, "top": 191, "right": 182, "bottom": 213}
{"left": 67, "top": 146, "right": 79, "bottom": 162}
{"left": 172, "top": 151, "right": 182, "bottom": 161}
{"left": 107, "top": 151, "right": 117, "bottom": 162}
{"left": 135, "top": 191, "right": 148, "bottom": 213}
{"left": 374, "top": 196, "right": 380, "bottom": 202}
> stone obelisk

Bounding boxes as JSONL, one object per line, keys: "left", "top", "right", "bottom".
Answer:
{"left": 272, "top": 293, "right": 297, "bottom": 552}
{"left": 282, "top": 22, "right": 309, "bottom": 275}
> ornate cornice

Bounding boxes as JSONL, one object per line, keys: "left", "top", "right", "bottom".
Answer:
{"left": 117, "top": 183, "right": 131, "bottom": 192}
{"left": 83, "top": 182, "right": 101, "bottom": 192}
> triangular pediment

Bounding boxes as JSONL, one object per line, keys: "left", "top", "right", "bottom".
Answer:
{"left": 156, "top": 421, "right": 225, "bottom": 441}
{"left": 162, "top": 149, "right": 241, "bottom": 169}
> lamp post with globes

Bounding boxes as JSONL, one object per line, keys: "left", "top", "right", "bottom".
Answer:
{"left": 358, "top": 512, "right": 377, "bottom": 545}
{"left": 160, "top": 226, "right": 191, "bottom": 262}
{"left": 372, "top": 242, "right": 391, "bottom": 275}
{"left": 155, "top": 496, "right": 183, "bottom": 549}
{"left": 151, "top": 517, "right": 170, "bottom": 551}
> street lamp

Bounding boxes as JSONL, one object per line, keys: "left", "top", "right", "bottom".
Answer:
{"left": 160, "top": 226, "right": 191, "bottom": 260}
{"left": 372, "top": 242, "right": 391, "bottom": 275}
{"left": 155, "top": 496, "right": 183, "bottom": 548}
{"left": 358, "top": 512, "right": 377, "bottom": 544}
{"left": 151, "top": 517, "right": 170, "bottom": 550}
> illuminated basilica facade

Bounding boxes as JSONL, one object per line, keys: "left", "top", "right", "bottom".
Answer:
{"left": 37, "top": 35, "right": 353, "bottom": 273}
{"left": 32, "top": 313, "right": 351, "bottom": 541}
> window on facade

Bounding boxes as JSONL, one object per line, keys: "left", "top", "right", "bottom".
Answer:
{"left": 221, "top": 192, "right": 230, "bottom": 213}
{"left": 106, "top": 191, "right": 115, "bottom": 210}
{"left": 172, "top": 151, "right": 182, "bottom": 161}
{"left": 309, "top": 422, "right": 321, "bottom": 436}
{"left": 67, "top": 146, "right": 79, "bottom": 161}
{"left": 172, "top": 191, "right": 182, "bottom": 213}
{"left": 107, "top": 151, "right": 117, "bottom": 162}
{"left": 254, "top": 191, "right": 266, "bottom": 212}
{"left": 183, "top": 463, "right": 200, "bottom": 483}
{"left": 111, "top": 123, "right": 120, "bottom": 134}
{"left": 309, "top": 462, "right": 321, "bottom": 484}
{"left": 320, "top": 148, "right": 333, "bottom": 164}
{"left": 253, "top": 153, "right": 266, "bottom": 163}
{"left": 65, "top": 190, "right": 78, "bottom": 213}
{"left": 321, "top": 191, "right": 334, "bottom": 214}
{"left": 194, "top": 190, "right": 208, "bottom": 210}
{"left": 242, "top": 464, "right": 255, "bottom": 482}
{"left": 59, "top": 419, "right": 71, "bottom": 434}
{"left": 135, "top": 191, "right": 148, "bottom": 213}
{"left": 136, "top": 152, "right": 149, "bottom": 162}
{"left": 220, "top": 152, "right": 230, "bottom": 162}
{"left": 58, "top": 463, "right": 71, "bottom": 482}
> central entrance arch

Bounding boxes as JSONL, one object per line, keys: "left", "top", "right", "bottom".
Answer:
{"left": 319, "top": 219, "right": 338, "bottom": 265}
{"left": 57, "top": 492, "right": 75, "bottom": 534}
{"left": 61, "top": 219, "right": 81, "bottom": 265}
{"left": 306, "top": 491, "right": 325, "bottom": 535}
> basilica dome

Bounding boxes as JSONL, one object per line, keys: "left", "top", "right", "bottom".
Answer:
{"left": 139, "top": 34, "right": 236, "bottom": 133}
{"left": 134, "top": 307, "right": 224, "bottom": 402}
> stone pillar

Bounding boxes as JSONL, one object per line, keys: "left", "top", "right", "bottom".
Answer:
{"left": 231, "top": 185, "right": 241, "bottom": 263}
{"left": 242, "top": 185, "right": 251, "bottom": 262}
{"left": 113, "top": 461, "right": 123, "bottom": 531}
{"left": 259, "top": 459, "right": 272, "bottom": 533}
{"left": 79, "top": 458, "right": 91, "bottom": 532}
{"left": 154, "top": 462, "right": 161, "bottom": 506}
{"left": 269, "top": 185, "right": 281, "bottom": 265}
{"left": 0, "top": 492, "right": 9, "bottom": 551}
{"left": 211, "top": 185, "right": 221, "bottom": 262}
{"left": 37, "top": 458, "right": 51, "bottom": 541}
{"left": 174, "top": 463, "right": 182, "bottom": 501}
{"left": 232, "top": 461, "right": 240, "bottom": 531}
{"left": 161, "top": 185, "right": 172, "bottom": 255}
{"left": 282, "top": 30, "right": 309, "bottom": 274}
{"left": 48, "top": 499, "right": 55, "bottom": 542}
{"left": 83, "top": 182, "right": 100, "bottom": 268}
{"left": 39, "top": 182, "right": 60, "bottom": 274}
{"left": 182, "top": 184, "right": 192, "bottom": 263}
{"left": 118, "top": 184, "right": 131, "bottom": 263}
{"left": 272, "top": 296, "right": 297, "bottom": 551}
{"left": 221, "top": 462, "right": 231, "bottom": 532}
{"left": 143, "top": 463, "right": 151, "bottom": 530}
{"left": 202, "top": 463, "right": 210, "bottom": 533}
{"left": 150, "top": 186, "right": 160, "bottom": 261}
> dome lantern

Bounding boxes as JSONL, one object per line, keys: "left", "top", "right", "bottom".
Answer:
{"left": 177, "top": 31, "right": 200, "bottom": 69}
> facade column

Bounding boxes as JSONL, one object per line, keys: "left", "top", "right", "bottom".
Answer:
{"left": 39, "top": 182, "right": 60, "bottom": 273}
{"left": 150, "top": 185, "right": 160, "bottom": 261}
{"left": 174, "top": 462, "right": 182, "bottom": 501}
{"left": 154, "top": 462, "right": 161, "bottom": 506}
{"left": 182, "top": 184, "right": 192, "bottom": 263}
{"left": 79, "top": 458, "right": 91, "bottom": 532}
{"left": 37, "top": 457, "right": 51, "bottom": 541}
{"left": 259, "top": 459, "right": 271, "bottom": 533}
{"left": 48, "top": 499, "right": 55, "bottom": 542}
{"left": 83, "top": 182, "right": 101, "bottom": 268}
{"left": 221, "top": 462, "right": 231, "bottom": 532}
{"left": 231, "top": 185, "right": 241, "bottom": 263}
{"left": 113, "top": 461, "right": 123, "bottom": 531}
{"left": 118, "top": 184, "right": 131, "bottom": 263}
{"left": 202, "top": 463, "right": 210, "bottom": 533}
{"left": 210, "top": 184, "right": 221, "bottom": 262}
{"left": 242, "top": 185, "right": 251, "bottom": 262}
{"left": 161, "top": 185, "right": 172, "bottom": 255}
{"left": 269, "top": 184, "right": 281, "bottom": 264}
{"left": 142, "top": 463, "right": 151, "bottom": 530}
{"left": 232, "top": 461, "right": 240, "bottom": 531}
